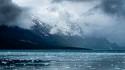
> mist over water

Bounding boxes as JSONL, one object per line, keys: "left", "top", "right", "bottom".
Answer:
{"left": 1, "top": 0, "right": 124, "bottom": 47}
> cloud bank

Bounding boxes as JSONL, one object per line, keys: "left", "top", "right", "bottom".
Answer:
{"left": 0, "top": 0, "right": 34, "bottom": 29}
{"left": 0, "top": 0, "right": 21, "bottom": 25}
{"left": 8, "top": 0, "right": 125, "bottom": 46}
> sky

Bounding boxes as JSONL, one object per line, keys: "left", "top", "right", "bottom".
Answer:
{"left": 1, "top": 0, "right": 125, "bottom": 47}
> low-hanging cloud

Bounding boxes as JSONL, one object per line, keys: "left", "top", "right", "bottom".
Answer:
{"left": 9, "top": 0, "right": 125, "bottom": 46}
{"left": 0, "top": 0, "right": 22, "bottom": 25}
{"left": 51, "top": 0, "right": 95, "bottom": 3}
{"left": 87, "top": 0, "right": 125, "bottom": 46}
{"left": 0, "top": 0, "right": 34, "bottom": 29}
{"left": 101, "top": 0, "right": 125, "bottom": 16}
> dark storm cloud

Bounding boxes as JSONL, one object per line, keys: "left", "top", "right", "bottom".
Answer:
{"left": 101, "top": 0, "right": 125, "bottom": 16}
{"left": 0, "top": 0, "right": 22, "bottom": 25}
{"left": 51, "top": 0, "right": 94, "bottom": 3}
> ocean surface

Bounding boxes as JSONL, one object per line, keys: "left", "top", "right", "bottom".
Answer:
{"left": 0, "top": 50, "right": 125, "bottom": 70}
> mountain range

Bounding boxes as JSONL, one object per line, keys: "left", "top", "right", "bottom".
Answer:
{"left": 0, "top": 18, "right": 120, "bottom": 50}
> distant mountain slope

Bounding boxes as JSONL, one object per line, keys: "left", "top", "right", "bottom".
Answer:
{"left": 31, "top": 18, "right": 120, "bottom": 50}
{"left": 0, "top": 25, "right": 90, "bottom": 50}
{"left": 0, "top": 25, "right": 120, "bottom": 50}
{"left": 0, "top": 18, "right": 120, "bottom": 50}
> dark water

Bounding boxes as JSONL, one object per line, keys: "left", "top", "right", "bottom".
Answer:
{"left": 0, "top": 51, "right": 125, "bottom": 70}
